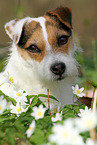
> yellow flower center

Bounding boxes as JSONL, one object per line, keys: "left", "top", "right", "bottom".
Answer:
{"left": 76, "top": 89, "right": 81, "bottom": 94}
{"left": 9, "top": 77, "right": 14, "bottom": 83}
{"left": 63, "top": 132, "right": 69, "bottom": 138}
{"left": 16, "top": 107, "right": 21, "bottom": 113}
{"left": 16, "top": 92, "right": 22, "bottom": 97}
{"left": 0, "top": 106, "right": 2, "bottom": 110}
{"left": 54, "top": 108, "right": 58, "bottom": 113}
{"left": 83, "top": 112, "right": 88, "bottom": 116}
{"left": 37, "top": 111, "right": 42, "bottom": 116}
{"left": 86, "top": 119, "right": 93, "bottom": 127}
{"left": 29, "top": 126, "right": 33, "bottom": 130}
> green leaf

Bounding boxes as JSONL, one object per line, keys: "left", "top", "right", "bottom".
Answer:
{"left": 15, "top": 132, "right": 25, "bottom": 139}
{"left": 1, "top": 109, "right": 11, "bottom": 116}
{"left": 64, "top": 104, "right": 73, "bottom": 109}
{"left": 0, "top": 90, "right": 5, "bottom": 96}
{"left": 30, "top": 96, "right": 38, "bottom": 107}
{"left": 73, "top": 106, "right": 80, "bottom": 115}
{"left": 26, "top": 95, "right": 38, "bottom": 104}
{"left": 0, "top": 115, "right": 15, "bottom": 123}
{"left": 89, "top": 80, "right": 97, "bottom": 89}
{"left": 37, "top": 116, "right": 52, "bottom": 129}
{"left": 14, "top": 121, "right": 26, "bottom": 132}
{"left": 5, "top": 96, "right": 17, "bottom": 106}
{"left": 0, "top": 90, "right": 16, "bottom": 105}
{"left": 30, "top": 129, "right": 44, "bottom": 145}
{"left": 0, "top": 140, "right": 5, "bottom": 145}
{"left": 80, "top": 131, "right": 90, "bottom": 142}
{"left": 5, "top": 128, "right": 15, "bottom": 145}
{"left": 0, "top": 130, "right": 4, "bottom": 139}
{"left": 38, "top": 94, "right": 59, "bottom": 102}
{"left": 64, "top": 113, "right": 76, "bottom": 119}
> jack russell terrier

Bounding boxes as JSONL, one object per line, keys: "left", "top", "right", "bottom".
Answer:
{"left": 0, "top": 7, "right": 78, "bottom": 107}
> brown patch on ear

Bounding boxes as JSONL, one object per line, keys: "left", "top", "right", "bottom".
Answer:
{"left": 5, "top": 26, "right": 12, "bottom": 35}
{"left": 46, "top": 6, "right": 72, "bottom": 29}
{"left": 12, "top": 18, "right": 19, "bottom": 26}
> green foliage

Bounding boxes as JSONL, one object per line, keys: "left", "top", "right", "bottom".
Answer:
{"left": 0, "top": 59, "right": 5, "bottom": 72}
{"left": 0, "top": 90, "right": 90, "bottom": 145}
{"left": 0, "top": 90, "right": 16, "bottom": 105}
{"left": 38, "top": 94, "right": 59, "bottom": 102}
{"left": 89, "top": 80, "right": 97, "bottom": 89}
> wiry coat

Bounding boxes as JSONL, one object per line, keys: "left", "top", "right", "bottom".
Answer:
{"left": 0, "top": 7, "right": 78, "bottom": 107}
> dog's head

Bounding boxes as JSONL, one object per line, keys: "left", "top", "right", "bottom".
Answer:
{"left": 5, "top": 7, "right": 78, "bottom": 82}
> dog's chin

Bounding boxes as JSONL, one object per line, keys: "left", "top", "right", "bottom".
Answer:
{"left": 57, "top": 76, "right": 65, "bottom": 81}
{"left": 54, "top": 75, "right": 66, "bottom": 81}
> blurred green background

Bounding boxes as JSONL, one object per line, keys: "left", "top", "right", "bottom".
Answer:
{"left": 0, "top": 0, "right": 97, "bottom": 86}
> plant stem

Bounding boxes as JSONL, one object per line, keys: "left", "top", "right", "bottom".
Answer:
{"left": 47, "top": 89, "right": 51, "bottom": 116}
{"left": 0, "top": 82, "right": 5, "bottom": 86}
{"left": 90, "top": 88, "right": 97, "bottom": 142}
{"left": 93, "top": 89, "right": 97, "bottom": 111}
{"left": 90, "top": 128, "right": 96, "bottom": 142}
{"left": 91, "top": 88, "right": 96, "bottom": 108}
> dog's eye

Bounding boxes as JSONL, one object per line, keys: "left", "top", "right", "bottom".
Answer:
{"left": 26, "top": 44, "right": 41, "bottom": 53}
{"left": 58, "top": 35, "right": 69, "bottom": 47}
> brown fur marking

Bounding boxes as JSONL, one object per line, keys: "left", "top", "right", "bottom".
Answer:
{"left": 18, "top": 15, "right": 73, "bottom": 62}
{"left": 6, "top": 26, "right": 12, "bottom": 35}
{"left": 18, "top": 20, "right": 46, "bottom": 62}
{"left": 45, "top": 15, "right": 73, "bottom": 54}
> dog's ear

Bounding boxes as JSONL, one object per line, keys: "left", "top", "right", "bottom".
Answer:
{"left": 5, "top": 17, "right": 30, "bottom": 44}
{"left": 46, "top": 6, "right": 72, "bottom": 29}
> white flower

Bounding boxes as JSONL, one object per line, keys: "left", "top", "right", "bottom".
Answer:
{"left": 10, "top": 102, "right": 26, "bottom": 116}
{"left": 49, "top": 119, "right": 84, "bottom": 145}
{"left": 10, "top": 89, "right": 28, "bottom": 105}
{"left": 70, "top": 131, "right": 84, "bottom": 145}
{"left": 0, "top": 95, "right": 7, "bottom": 114}
{"left": 78, "top": 106, "right": 91, "bottom": 117}
{"left": 26, "top": 120, "right": 35, "bottom": 138}
{"left": 51, "top": 111, "right": 62, "bottom": 122}
{"left": 75, "top": 110, "right": 97, "bottom": 132}
{"left": 3, "top": 72, "right": 15, "bottom": 85}
{"left": 72, "top": 84, "right": 85, "bottom": 97}
{"left": 31, "top": 104, "right": 46, "bottom": 120}
{"left": 85, "top": 138, "right": 97, "bottom": 145}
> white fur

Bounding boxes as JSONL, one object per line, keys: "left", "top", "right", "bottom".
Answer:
{"left": 0, "top": 17, "right": 79, "bottom": 107}
{"left": 5, "top": 17, "right": 30, "bottom": 43}
{"left": 28, "top": 17, "right": 52, "bottom": 51}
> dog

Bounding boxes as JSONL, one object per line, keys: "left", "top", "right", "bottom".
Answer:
{"left": 0, "top": 7, "right": 78, "bottom": 107}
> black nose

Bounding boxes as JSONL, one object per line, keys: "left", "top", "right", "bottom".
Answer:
{"left": 50, "top": 62, "right": 66, "bottom": 75}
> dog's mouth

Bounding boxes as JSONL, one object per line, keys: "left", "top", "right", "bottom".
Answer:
{"left": 56, "top": 75, "right": 65, "bottom": 81}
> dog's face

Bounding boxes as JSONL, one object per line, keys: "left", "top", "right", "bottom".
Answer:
{"left": 5, "top": 7, "right": 78, "bottom": 82}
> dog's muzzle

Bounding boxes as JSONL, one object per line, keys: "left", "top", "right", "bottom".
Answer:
{"left": 50, "top": 62, "right": 66, "bottom": 80}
